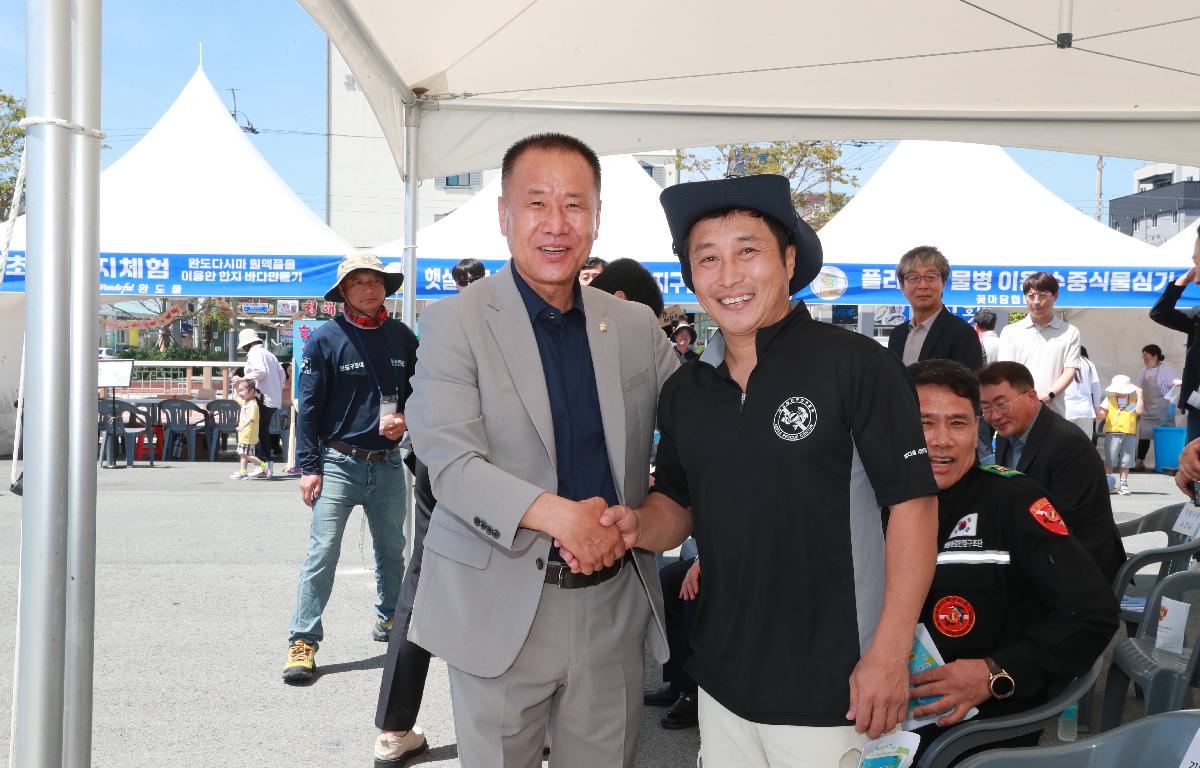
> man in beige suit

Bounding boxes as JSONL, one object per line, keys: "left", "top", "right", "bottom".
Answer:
{"left": 406, "top": 133, "right": 678, "bottom": 767}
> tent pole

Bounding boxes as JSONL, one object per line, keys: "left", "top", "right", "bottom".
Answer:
{"left": 63, "top": 0, "right": 102, "bottom": 765}
{"left": 13, "top": 0, "right": 72, "bottom": 765}
{"left": 401, "top": 103, "right": 420, "bottom": 562}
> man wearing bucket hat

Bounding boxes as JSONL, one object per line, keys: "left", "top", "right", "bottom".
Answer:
{"left": 235, "top": 327, "right": 286, "bottom": 477}
{"left": 283, "top": 251, "right": 418, "bottom": 685}
{"left": 583, "top": 174, "right": 940, "bottom": 765}
{"left": 670, "top": 323, "right": 699, "bottom": 363}
{"left": 1097, "top": 374, "right": 1145, "bottom": 496}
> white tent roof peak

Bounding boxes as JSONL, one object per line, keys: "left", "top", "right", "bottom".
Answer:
{"left": 819, "top": 140, "right": 1157, "bottom": 268}
{"left": 90, "top": 66, "right": 349, "bottom": 255}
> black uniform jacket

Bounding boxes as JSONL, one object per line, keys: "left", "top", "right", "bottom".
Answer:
{"left": 994, "top": 406, "right": 1126, "bottom": 584}
{"left": 923, "top": 465, "right": 1118, "bottom": 719}
{"left": 888, "top": 307, "right": 984, "bottom": 371}
{"left": 1150, "top": 281, "right": 1200, "bottom": 414}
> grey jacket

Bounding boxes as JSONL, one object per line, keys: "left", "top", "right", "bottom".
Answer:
{"left": 407, "top": 264, "right": 678, "bottom": 677}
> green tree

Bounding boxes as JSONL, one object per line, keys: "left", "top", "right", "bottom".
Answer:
{"left": 676, "top": 140, "right": 856, "bottom": 230}
{"left": 0, "top": 92, "right": 26, "bottom": 221}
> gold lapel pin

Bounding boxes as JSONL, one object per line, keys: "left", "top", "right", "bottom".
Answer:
{"left": 599, "top": 321, "right": 608, "bottom": 333}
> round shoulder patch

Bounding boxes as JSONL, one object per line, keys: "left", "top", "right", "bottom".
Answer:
{"left": 773, "top": 396, "right": 817, "bottom": 442}
{"left": 1029, "top": 496, "right": 1069, "bottom": 536}
{"left": 932, "top": 595, "right": 976, "bottom": 638}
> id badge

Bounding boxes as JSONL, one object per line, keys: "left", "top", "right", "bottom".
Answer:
{"left": 379, "top": 394, "right": 398, "bottom": 434}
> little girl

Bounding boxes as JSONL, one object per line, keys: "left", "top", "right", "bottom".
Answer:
{"left": 1098, "top": 374, "right": 1145, "bottom": 496}
{"left": 232, "top": 379, "right": 267, "bottom": 480}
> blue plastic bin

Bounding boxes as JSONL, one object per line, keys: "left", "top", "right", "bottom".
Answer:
{"left": 1153, "top": 426, "right": 1187, "bottom": 472}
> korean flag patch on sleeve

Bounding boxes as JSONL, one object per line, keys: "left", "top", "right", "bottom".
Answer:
{"left": 949, "top": 513, "right": 978, "bottom": 539}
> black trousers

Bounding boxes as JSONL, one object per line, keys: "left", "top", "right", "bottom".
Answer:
{"left": 375, "top": 457, "right": 434, "bottom": 731}
{"left": 660, "top": 557, "right": 698, "bottom": 697}
{"left": 256, "top": 404, "right": 277, "bottom": 462}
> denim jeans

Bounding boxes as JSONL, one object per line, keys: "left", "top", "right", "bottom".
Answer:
{"left": 288, "top": 446, "right": 409, "bottom": 645}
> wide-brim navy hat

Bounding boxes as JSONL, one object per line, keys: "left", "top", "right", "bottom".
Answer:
{"left": 659, "top": 174, "right": 823, "bottom": 296}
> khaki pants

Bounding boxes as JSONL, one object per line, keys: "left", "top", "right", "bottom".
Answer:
{"left": 447, "top": 567, "right": 651, "bottom": 768}
{"left": 698, "top": 688, "right": 866, "bottom": 768}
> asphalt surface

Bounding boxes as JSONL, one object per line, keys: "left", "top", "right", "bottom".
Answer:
{"left": 0, "top": 459, "right": 1188, "bottom": 766}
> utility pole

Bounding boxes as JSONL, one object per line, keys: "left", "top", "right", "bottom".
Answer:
{"left": 1095, "top": 155, "right": 1104, "bottom": 221}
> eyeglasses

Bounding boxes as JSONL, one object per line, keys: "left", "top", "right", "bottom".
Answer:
{"left": 980, "top": 389, "right": 1031, "bottom": 417}
{"left": 1024, "top": 290, "right": 1054, "bottom": 301}
{"left": 903, "top": 273, "right": 942, "bottom": 286}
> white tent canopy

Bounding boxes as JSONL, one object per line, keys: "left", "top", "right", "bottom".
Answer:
{"left": 820, "top": 140, "right": 1158, "bottom": 268}
{"left": 808, "top": 140, "right": 1171, "bottom": 309}
{"left": 8, "top": 66, "right": 350, "bottom": 257}
{"left": 301, "top": 0, "right": 1200, "bottom": 180}
{"left": 1159, "top": 222, "right": 1200, "bottom": 261}
{"left": 374, "top": 154, "right": 677, "bottom": 293}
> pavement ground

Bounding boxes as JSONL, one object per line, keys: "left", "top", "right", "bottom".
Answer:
{"left": 0, "top": 458, "right": 1191, "bottom": 766}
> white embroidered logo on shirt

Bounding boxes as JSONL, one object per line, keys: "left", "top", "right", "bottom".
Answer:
{"left": 949, "top": 513, "right": 978, "bottom": 539}
{"left": 773, "top": 396, "right": 817, "bottom": 441}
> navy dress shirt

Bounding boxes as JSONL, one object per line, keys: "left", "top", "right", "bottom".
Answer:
{"left": 512, "top": 264, "right": 619, "bottom": 559}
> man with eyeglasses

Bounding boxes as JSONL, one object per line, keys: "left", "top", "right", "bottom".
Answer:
{"left": 887, "top": 246, "right": 983, "bottom": 370}
{"left": 998, "top": 272, "right": 1081, "bottom": 417}
{"left": 978, "top": 361, "right": 1124, "bottom": 583}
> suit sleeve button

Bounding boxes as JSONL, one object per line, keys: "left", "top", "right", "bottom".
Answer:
{"left": 535, "top": 557, "right": 545, "bottom": 570}
{"left": 473, "top": 517, "right": 481, "bottom": 526}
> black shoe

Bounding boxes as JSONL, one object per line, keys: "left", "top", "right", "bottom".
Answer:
{"left": 660, "top": 693, "right": 698, "bottom": 730}
{"left": 644, "top": 683, "right": 675, "bottom": 706}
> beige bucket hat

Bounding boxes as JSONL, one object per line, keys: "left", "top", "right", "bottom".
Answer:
{"left": 324, "top": 251, "right": 404, "bottom": 302}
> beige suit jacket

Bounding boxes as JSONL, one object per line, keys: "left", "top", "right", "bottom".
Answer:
{"left": 407, "top": 264, "right": 678, "bottom": 678}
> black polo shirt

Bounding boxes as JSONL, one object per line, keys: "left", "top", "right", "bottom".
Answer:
{"left": 652, "top": 302, "right": 938, "bottom": 726}
{"left": 511, "top": 264, "right": 619, "bottom": 543}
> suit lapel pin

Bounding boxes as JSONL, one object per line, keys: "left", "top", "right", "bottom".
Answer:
{"left": 599, "top": 321, "right": 608, "bottom": 333}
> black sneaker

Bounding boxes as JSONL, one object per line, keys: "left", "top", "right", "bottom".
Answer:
{"left": 661, "top": 693, "right": 698, "bottom": 730}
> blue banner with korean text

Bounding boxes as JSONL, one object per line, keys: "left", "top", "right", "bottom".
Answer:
{"left": 0, "top": 251, "right": 349, "bottom": 298}
{"left": 5, "top": 250, "right": 1197, "bottom": 309}
{"left": 417, "top": 258, "right": 1200, "bottom": 309}
{"left": 803, "top": 264, "right": 1192, "bottom": 309}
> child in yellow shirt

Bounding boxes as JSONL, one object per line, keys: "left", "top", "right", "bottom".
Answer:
{"left": 1098, "top": 375, "right": 1144, "bottom": 496}
{"left": 232, "top": 379, "right": 267, "bottom": 480}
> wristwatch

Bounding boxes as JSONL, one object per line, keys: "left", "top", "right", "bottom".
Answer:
{"left": 1048, "top": 391, "right": 1056, "bottom": 400}
{"left": 985, "top": 658, "right": 1016, "bottom": 700}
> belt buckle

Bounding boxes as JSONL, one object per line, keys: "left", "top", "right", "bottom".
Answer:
{"left": 556, "top": 564, "right": 568, "bottom": 589}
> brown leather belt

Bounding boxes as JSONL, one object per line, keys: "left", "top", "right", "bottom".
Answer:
{"left": 324, "top": 439, "right": 398, "bottom": 462}
{"left": 544, "top": 552, "right": 632, "bottom": 589}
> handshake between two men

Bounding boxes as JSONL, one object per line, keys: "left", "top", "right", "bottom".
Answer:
{"left": 519, "top": 493, "right": 673, "bottom": 574}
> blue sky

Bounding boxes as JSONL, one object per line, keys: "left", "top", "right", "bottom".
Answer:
{"left": 0, "top": 1, "right": 1152, "bottom": 224}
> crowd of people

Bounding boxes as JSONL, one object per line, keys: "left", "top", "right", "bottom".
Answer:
{"left": 276, "top": 130, "right": 1200, "bottom": 768}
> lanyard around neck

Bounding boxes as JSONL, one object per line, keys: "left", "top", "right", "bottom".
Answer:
{"left": 352, "top": 324, "right": 400, "bottom": 397}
